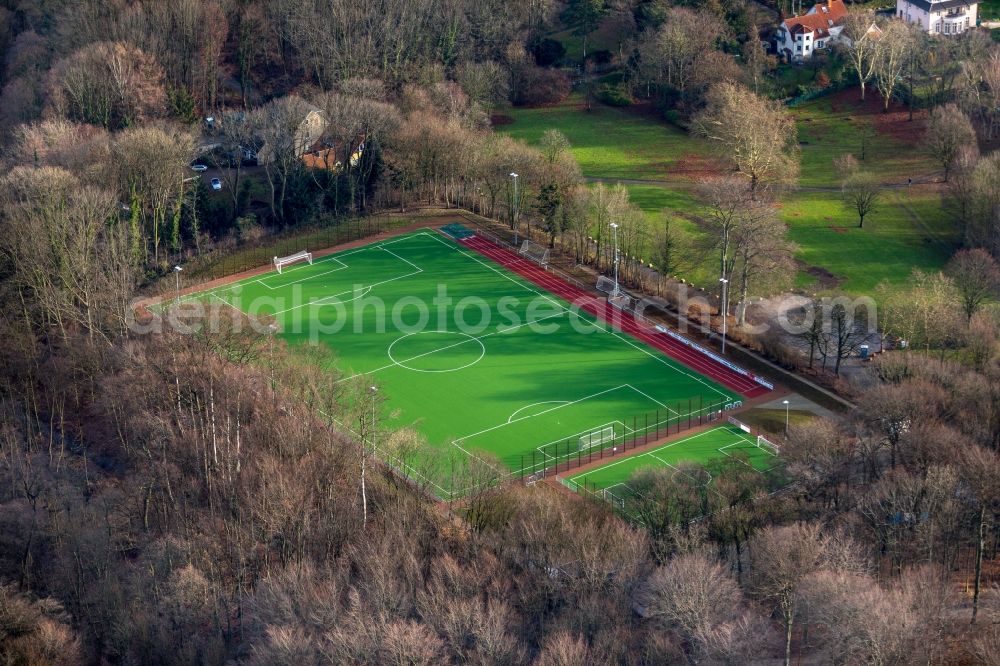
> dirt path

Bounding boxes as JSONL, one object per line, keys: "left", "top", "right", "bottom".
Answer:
{"left": 584, "top": 174, "right": 943, "bottom": 192}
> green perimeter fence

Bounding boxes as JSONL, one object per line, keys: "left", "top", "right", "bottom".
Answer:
{"left": 171, "top": 214, "right": 391, "bottom": 293}
{"left": 562, "top": 476, "right": 638, "bottom": 514}
{"left": 517, "top": 395, "right": 741, "bottom": 485}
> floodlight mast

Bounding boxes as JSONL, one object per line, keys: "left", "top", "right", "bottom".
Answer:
{"left": 510, "top": 171, "right": 521, "bottom": 246}
{"left": 783, "top": 399, "right": 790, "bottom": 433}
{"left": 719, "top": 277, "right": 729, "bottom": 355}
{"left": 361, "top": 385, "right": 378, "bottom": 529}
{"left": 510, "top": 172, "right": 519, "bottom": 245}
{"left": 610, "top": 222, "right": 621, "bottom": 298}
{"left": 173, "top": 265, "right": 183, "bottom": 303}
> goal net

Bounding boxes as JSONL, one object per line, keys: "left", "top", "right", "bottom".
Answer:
{"left": 757, "top": 435, "right": 780, "bottom": 456}
{"left": 608, "top": 293, "right": 637, "bottom": 313}
{"left": 596, "top": 275, "right": 617, "bottom": 295}
{"left": 519, "top": 240, "right": 550, "bottom": 266}
{"left": 273, "top": 250, "right": 313, "bottom": 273}
{"left": 579, "top": 425, "right": 616, "bottom": 450}
{"left": 603, "top": 488, "right": 626, "bottom": 510}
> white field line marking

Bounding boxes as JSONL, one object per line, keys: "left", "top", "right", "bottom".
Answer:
{"left": 646, "top": 453, "right": 715, "bottom": 487}
{"left": 509, "top": 404, "right": 720, "bottom": 478}
{"left": 625, "top": 384, "right": 672, "bottom": 412}
{"left": 269, "top": 266, "right": 424, "bottom": 316}
{"left": 433, "top": 232, "right": 734, "bottom": 402}
{"left": 719, "top": 433, "right": 780, "bottom": 471}
{"left": 380, "top": 244, "right": 423, "bottom": 272}
{"left": 717, "top": 441, "right": 763, "bottom": 470}
{"left": 424, "top": 231, "right": 602, "bottom": 332}
{"left": 211, "top": 292, "right": 244, "bottom": 314}
{"left": 565, "top": 427, "right": 724, "bottom": 483}
{"left": 256, "top": 255, "right": 349, "bottom": 290}
{"left": 461, "top": 237, "right": 733, "bottom": 399}
{"left": 451, "top": 440, "right": 507, "bottom": 478}
{"left": 173, "top": 231, "right": 438, "bottom": 307}
{"left": 458, "top": 384, "right": 631, "bottom": 443}
{"left": 335, "top": 310, "right": 569, "bottom": 383}
{"left": 607, "top": 329, "right": 731, "bottom": 400}
{"left": 317, "top": 404, "right": 455, "bottom": 497}
{"left": 536, "top": 421, "right": 629, "bottom": 460}
{"left": 507, "top": 401, "right": 571, "bottom": 423}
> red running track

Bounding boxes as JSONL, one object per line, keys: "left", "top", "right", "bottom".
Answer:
{"left": 458, "top": 235, "right": 770, "bottom": 399}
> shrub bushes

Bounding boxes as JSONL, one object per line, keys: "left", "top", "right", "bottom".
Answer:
{"left": 532, "top": 38, "right": 566, "bottom": 67}
{"left": 597, "top": 83, "right": 632, "bottom": 107}
{"left": 518, "top": 67, "right": 571, "bottom": 106}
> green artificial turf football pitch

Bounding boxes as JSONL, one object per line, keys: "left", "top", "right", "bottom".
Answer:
{"left": 564, "top": 424, "right": 778, "bottom": 501}
{"left": 170, "top": 229, "right": 740, "bottom": 498}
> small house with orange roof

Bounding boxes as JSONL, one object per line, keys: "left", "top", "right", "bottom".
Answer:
{"left": 775, "top": 0, "right": 850, "bottom": 62}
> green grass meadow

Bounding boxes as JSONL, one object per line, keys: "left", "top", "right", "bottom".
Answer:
{"left": 501, "top": 90, "right": 958, "bottom": 296}
{"left": 172, "top": 229, "right": 738, "bottom": 497}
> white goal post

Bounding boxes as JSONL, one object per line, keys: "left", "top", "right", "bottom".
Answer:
{"left": 519, "top": 240, "right": 550, "bottom": 266}
{"left": 580, "top": 425, "right": 616, "bottom": 450}
{"left": 608, "top": 293, "right": 637, "bottom": 313}
{"left": 596, "top": 275, "right": 617, "bottom": 295}
{"left": 757, "top": 435, "right": 780, "bottom": 456}
{"left": 273, "top": 250, "right": 313, "bottom": 273}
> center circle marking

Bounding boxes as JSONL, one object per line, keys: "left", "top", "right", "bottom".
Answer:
{"left": 387, "top": 331, "right": 486, "bottom": 373}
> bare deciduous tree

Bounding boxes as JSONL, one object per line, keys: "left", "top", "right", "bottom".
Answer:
{"left": 693, "top": 82, "right": 799, "bottom": 191}
{"left": 926, "top": 103, "right": 977, "bottom": 182}
{"left": 873, "top": 20, "right": 914, "bottom": 112}
{"left": 842, "top": 170, "right": 881, "bottom": 228}
{"left": 842, "top": 10, "right": 881, "bottom": 101}
{"left": 747, "top": 523, "right": 827, "bottom": 666}
{"left": 47, "top": 41, "right": 167, "bottom": 130}
{"left": 642, "top": 552, "right": 743, "bottom": 658}
{"left": 946, "top": 248, "right": 1000, "bottom": 322}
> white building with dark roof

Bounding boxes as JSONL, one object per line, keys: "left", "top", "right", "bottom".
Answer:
{"left": 896, "top": 0, "right": 978, "bottom": 34}
{"left": 774, "top": 0, "right": 850, "bottom": 62}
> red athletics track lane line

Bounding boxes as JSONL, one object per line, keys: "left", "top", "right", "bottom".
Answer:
{"left": 464, "top": 238, "right": 759, "bottom": 396}
{"left": 458, "top": 236, "right": 769, "bottom": 398}
{"left": 462, "top": 236, "right": 765, "bottom": 397}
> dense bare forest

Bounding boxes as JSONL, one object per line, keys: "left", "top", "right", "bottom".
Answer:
{"left": 3, "top": 0, "right": 1000, "bottom": 664}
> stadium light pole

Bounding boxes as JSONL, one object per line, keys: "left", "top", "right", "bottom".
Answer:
{"left": 268, "top": 322, "right": 278, "bottom": 398}
{"left": 610, "top": 222, "right": 621, "bottom": 298}
{"left": 361, "top": 385, "right": 377, "bottom": 529}
{"left": 510, "top": 172, "right": 519, "bottom": 245}
{"left": 173, "top": 266, "right": 183, "bottom": 303}
{"left": 719, "top": 277, "right": 728, "bottom": 354}
{"left": 783, "top": 399, "right": 790, "bottom": 434}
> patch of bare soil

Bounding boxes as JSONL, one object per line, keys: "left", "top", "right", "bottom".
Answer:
{"left": 672, "top": 153, "right": 726, "bottom": 181}
{"left": 797, "top": 259, "right": 844, "bottom": 289}
{"left": 490, "top": 113, "right": 514, "bottom": 126}
{"left": 826, "top": 87, "right": 928, "bottom": 141}
{"left": 872, "top": 106, "right": 928, "bottom": 143}
{"left": 828, "top": 225, "right": 850, "bottom": 233}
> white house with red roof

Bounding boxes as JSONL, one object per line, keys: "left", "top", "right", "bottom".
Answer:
{"left": 774, "top": 0, "right": 850, "bottom": 62}
{"left": 896, "top": 0, "right": 978, "bottom": 35}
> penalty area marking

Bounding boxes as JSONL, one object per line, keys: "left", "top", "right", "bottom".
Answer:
{"left": 535, "top": 420, "right": 633, "bottom": 462}
{"left": 507, "top": 401, "right": 571, "bottom": 423}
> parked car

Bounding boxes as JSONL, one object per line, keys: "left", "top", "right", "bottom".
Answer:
{"left": 210, "top": 178, "right": 222, "bottom": 191}
{"left": 190, "top": 163, "right": 208, "bottom": 172}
